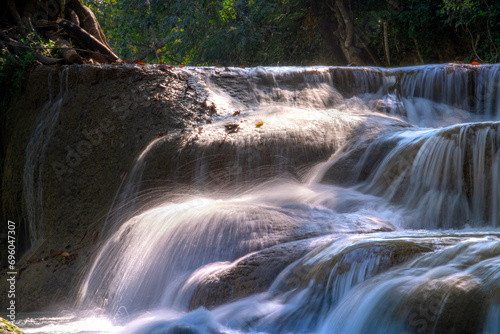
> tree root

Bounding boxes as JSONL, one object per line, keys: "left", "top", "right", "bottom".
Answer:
{"left": 0, "top": 0, "right": 120, "bottom": 65}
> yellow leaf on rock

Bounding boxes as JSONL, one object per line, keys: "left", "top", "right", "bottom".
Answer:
{"left": 255, "top": 121, "right": 264, "bottom": 127}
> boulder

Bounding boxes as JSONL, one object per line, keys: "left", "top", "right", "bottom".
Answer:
{"left": 189, "top": 238, "right": 331, "bottom": 310}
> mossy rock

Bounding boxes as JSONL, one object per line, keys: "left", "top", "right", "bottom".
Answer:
{"left": 0, "top": 318, "right": 24, "bottom": 334}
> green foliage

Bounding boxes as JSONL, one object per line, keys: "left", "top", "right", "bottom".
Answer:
{"left": 440, "top": 0, "right": 500, "bottom": 62}
{"left": 84, "top": 0, "right": 500, "bottom": 66}
{"left": 21, "top": 32, "right": 60, "bottom": 58}
{"left": 83, "top": 0, "right": 326, "bottom": 65}
{"left": 0, "top": 48, "right": 36, "bottom": 93}
{"left": 0, "top": 31, "right": 60, "bottom": 94}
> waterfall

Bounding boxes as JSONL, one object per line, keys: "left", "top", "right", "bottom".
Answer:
{"left": 20, "top": 64, "right": 500, "bottom": 334}
{"left": 397, "top": 64, "right": 500, "bottom": 118}
{"left": 23, "top": 68, "right": 68, "bottom": 246}
{"left": 321, "top": 121, "right": 500, "bottom": 228}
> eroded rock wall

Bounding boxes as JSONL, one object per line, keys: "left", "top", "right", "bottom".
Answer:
{"left": 0, "top": 64, "right": 213, "bottom": 311}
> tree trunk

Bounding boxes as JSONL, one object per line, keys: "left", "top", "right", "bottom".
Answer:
{"left": 331, "top": 0, "right": 365, "bottom": 65}
{"left": 383, "top": 21, "right": 391, "bottom": 66}
{"left": 354, "top": 27, "right": 383, "bottom": 66}
{"left": 413, "top": 38, "right": 424, "bottom": 64}
{"left": 67, "top": 0, "right": 112, "bottom": 49}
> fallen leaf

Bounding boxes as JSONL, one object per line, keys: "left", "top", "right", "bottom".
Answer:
{"left": 233, "top": 110, "right": 241, "bottom": 116}
{"left": 206, "top": 120, "right": 212, "bottom": 124}
{"left": 179, "top": 64, "right": 185, "bottom": 68}
{"left": 216, "top": 65, "right": 221, "bottom": 68}
{"left": 123, "top": 59, "right": 131, "bottom": 63}
{"left": 50, "top": 250, "right": 63, "bottom": 257}
{"left": 140, "top": 62, "right": 146, "bottom": 66}
{"left": 471, "top": 61, "right": 480, "bottom": 65}
{"left": 255, "top": 121, "right": 264, "bottom": 127}
{"left": 133, "top": 59, "right": 142, "bottom": 63}
{"left": 239, "top": 65, "right": 245, "bottom": 69}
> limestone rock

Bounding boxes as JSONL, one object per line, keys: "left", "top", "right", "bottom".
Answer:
{"left": 189, "top": 238, "right": 330, "bottom": 310}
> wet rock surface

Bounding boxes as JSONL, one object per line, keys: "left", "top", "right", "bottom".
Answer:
{"left": 188, "top": 238, "right": 330, "bottom": 310}
{"left": 402, "top": 273, "right": 490, "bottom": 334}
{"left": 0, "top": 64, "right": 215, "bottom": 311}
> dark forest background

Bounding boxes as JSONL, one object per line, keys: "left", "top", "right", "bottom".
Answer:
{"left": 84, "top": 0, "right": 500, "bottom": 66}
{"left": 1, "top": 0, "right": 499, "bottom": 73}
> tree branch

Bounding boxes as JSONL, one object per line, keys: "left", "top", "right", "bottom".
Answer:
{"left": 0, "top": 30, "right": 62, "bottom": 64}
{"left": 138, "top": 42, "right": 182, "bottom": 64}
{"left": 55, "top": 18, "right": 119, "bottom": 62}
{"left": 354, "top": 27, "right": 382, "bottom": 66}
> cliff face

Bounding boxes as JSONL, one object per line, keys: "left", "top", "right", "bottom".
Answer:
{"left": 0, "top": 64, "right": 214, "bottom": 311}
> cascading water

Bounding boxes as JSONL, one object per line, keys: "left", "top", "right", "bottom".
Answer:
{"left": 19, "top": 64, "right": 500, "bottom": 334}
{"left": 23, "top": 68, "right": 68, "bottom": 246}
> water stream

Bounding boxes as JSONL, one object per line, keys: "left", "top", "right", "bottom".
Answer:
{"left": 19, "top": 64, "right": 500, "bottom": 333}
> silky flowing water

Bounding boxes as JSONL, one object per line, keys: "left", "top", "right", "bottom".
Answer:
{"left": 18, "top": 64, "right": 500, "bottom": 333}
